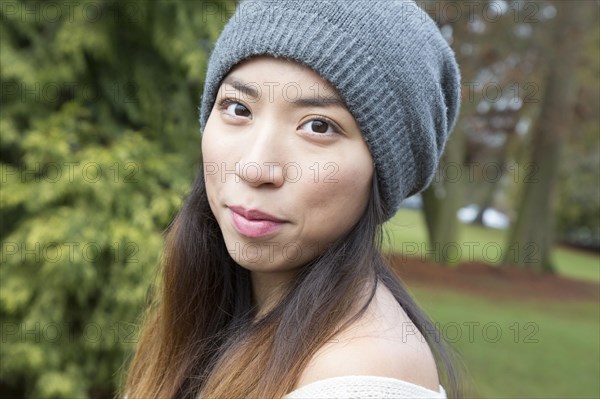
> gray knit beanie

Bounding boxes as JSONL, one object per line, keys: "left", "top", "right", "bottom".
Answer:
{"left": 199, "top": 0, "right": 462, "bottom": 222}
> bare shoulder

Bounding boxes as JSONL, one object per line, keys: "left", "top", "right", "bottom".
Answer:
{"left": 295, "top": 282, "right": 440, "bottom": 392}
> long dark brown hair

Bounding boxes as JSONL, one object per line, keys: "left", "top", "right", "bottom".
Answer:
{"left": 120, "top": 165, "right": 466, "bottom": 398}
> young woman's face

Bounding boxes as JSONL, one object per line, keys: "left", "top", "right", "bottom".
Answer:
{"left": 202, "top": 55, "right": 374, "bottom": 273}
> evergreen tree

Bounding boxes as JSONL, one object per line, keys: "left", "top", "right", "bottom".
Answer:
{"left": 1, "top": 1, "right": 234, "bottom": 397}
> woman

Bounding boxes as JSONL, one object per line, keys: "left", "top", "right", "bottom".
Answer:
{"left": 122, "top": 0, "right": 463, "bottom": 398}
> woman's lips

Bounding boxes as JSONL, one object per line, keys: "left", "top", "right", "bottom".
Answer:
{"left": 229, "top": 207, "right": 286, "bottom": 238}
{"left": 228, "top": 205, "right": 286, "bottom": 222}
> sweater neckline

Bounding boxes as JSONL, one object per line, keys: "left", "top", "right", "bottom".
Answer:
{"left": 285, "top": 374, "right": 447, "bottom": 396}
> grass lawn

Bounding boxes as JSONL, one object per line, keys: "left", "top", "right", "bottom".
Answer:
{"left": 383, "top": 209, "right": 600, "bottom": 283}
{"left": 382, "top": 208, "right": 600, "bottom": 398}
{"left": 408, "top": 284, "right": 600, "bottom": 399}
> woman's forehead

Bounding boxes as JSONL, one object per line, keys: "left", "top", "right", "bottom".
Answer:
{"left": 224, "top": 55, "right": 340, "bottom": 95}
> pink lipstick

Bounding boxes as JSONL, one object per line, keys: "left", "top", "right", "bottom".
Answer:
{"left": 228, "top": 205, "right": 287, "bottom": 238}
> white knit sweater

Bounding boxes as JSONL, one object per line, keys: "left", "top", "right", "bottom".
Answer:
{"left": 125, "top": 376, "right": 446, "bottom": 399}
{"left": 282, "top": 375, "right": 447, "bottom": 398}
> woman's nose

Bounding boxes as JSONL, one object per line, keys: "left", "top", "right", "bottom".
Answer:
{"left": 236, "top": 120, "right": 286, "bottom": 188}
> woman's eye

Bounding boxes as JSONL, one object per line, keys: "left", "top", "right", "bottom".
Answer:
{"left": 299, "top": 119, "right": 340, "bottom": 136}
{"left": 220, "top": 99, "right": 251, "bottom": 118}
{"left": 217, "top": 98, "right": 340, "bottom": 137}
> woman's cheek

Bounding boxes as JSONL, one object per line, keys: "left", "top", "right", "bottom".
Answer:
{"left": 299, "top": 169, "right": 366, "bottom": 241}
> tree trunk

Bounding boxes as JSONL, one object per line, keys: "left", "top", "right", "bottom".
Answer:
{"left": 422, "top": 125, "right": 465, "bottom": 265}
{"left": 502, "top": 2, "right": 589, "bottom": 271}
{"left": 473, "top": 132, "right": 512, "bottom": 226}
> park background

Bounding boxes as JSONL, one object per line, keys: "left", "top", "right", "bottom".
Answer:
{"left": 1, "top": 0, "right": 598, "bottom": 398}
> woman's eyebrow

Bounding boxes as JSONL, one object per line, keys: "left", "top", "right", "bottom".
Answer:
{"left": 222, "top": 76, "right": 261, "bottom": 98}
{"left": 221, "top": 75, "right": 346, "bottom": 109}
